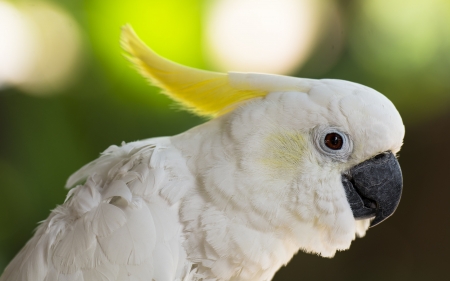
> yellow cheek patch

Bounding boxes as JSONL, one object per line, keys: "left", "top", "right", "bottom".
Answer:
{"left": 260, "top": 131, "right": 308, "bottom": 174}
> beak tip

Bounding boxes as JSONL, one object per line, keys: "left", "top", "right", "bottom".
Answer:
{"left": 369, "top": 216, "right": 384, "bottom": 227}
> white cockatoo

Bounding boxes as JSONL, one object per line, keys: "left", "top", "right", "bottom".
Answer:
{"left": 0, "top": 25, "right": 404, "bottom": 281}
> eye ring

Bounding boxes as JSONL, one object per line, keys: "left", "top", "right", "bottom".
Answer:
{"left": 313, "top": 126, "right": 353, "bottom": 161}
{"left": 324, "top": 133, "right": 343, "bottom": 150}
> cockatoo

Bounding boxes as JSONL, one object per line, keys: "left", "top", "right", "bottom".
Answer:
{"left": 0, "top": 25, "right": 404, "bottom": 281}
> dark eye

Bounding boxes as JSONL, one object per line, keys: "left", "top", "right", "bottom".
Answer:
{"left": 324, "top": 133, "right": 343, "bottom": 150}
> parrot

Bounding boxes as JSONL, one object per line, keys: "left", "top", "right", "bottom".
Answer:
{"left": 0, "top": 24, "right": 404, "bottom": 281}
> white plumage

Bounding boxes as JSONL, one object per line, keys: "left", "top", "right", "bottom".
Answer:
{"left": 0, "top": 25, "right": 405, "bottom": 281}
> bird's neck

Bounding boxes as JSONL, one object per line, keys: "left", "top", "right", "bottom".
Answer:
{"left": 171, "top": 117, "right": 301, "bottom": 280}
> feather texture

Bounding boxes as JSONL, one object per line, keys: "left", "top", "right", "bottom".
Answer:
{"left": 0, "top": 138, "right": 194, "bottom": 281}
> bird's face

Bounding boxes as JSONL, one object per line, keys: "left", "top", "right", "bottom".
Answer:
{"left": 226, "top": 80, "right": 404, "bottom": 256}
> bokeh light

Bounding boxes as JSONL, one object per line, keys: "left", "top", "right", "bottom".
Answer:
{"left": 204, "top": 0, "right": 323, "bottom": 74}
{"left": 0, "top": 1, "right": 35, "bottom": 88}
{"left": 0, "top": 0, "right": 83, "bottom": 95}
{"left": 17, "top": 1, "right": 83, "bottom": 95}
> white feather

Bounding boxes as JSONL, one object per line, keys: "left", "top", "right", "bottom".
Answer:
{"left": 1, "top": 76, "right": 404, "bottom": 281}
{"left": 85, "top": 203, "right": 127, "bottom": 237}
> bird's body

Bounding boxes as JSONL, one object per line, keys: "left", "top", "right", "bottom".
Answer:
{"left": 0, "top": 26, "right": 405, "bottom": 281}
{"left": 0, "top": 137, "right": 188, "bottom": 281}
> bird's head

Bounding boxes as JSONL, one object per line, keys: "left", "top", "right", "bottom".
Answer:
{"left": 121, "top": 25, "right": 405, "bottom": 257}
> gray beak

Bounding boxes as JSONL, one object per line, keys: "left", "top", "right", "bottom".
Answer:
{"left": 342, "top": 151, "right": 402, "bottom": 227}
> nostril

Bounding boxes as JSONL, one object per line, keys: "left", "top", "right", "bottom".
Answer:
{"left": 362, "top": 198, "right": 377, "bottom": 209}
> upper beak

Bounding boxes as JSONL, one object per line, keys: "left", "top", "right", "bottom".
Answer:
{"left": 342, "top": 151, "right": 403, "bottom": 227}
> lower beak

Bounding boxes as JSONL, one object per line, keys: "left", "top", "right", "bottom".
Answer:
{"left": 342, "top": 151, "right": 403, "bottom": 227}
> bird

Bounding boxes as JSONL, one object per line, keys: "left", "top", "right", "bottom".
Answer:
{"left": 0, "top": 24, "right": 404, "bottom": 281}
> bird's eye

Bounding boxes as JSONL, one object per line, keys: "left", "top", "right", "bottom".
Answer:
{"left": 314, "top": 126, "right": 352, "bottom": 161}
{"left": 324, "top": 133, "right": 343, "bottom": 150}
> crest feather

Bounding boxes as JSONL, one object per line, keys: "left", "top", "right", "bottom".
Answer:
{"left": 120, "top": 24, "right": 269, "bottom": 117}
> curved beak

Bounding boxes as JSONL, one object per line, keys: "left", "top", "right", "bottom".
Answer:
{"left": 342, "top": 151, "right": 403, "bottom": 227}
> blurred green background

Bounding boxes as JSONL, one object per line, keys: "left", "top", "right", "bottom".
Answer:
{"left": 1, "top": 0, "right": 449, "bottom": 280}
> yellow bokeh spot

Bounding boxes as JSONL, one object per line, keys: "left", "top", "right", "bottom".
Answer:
{"left": 84, "top": 0, "right": 205, "bottom": 106}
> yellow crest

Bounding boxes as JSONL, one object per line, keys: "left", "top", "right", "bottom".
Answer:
{"left": 120, "top": 25, "right": 267, "bottom": 117}
{"left": 121, "top": 25, "right": 317, "bottom": 117}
